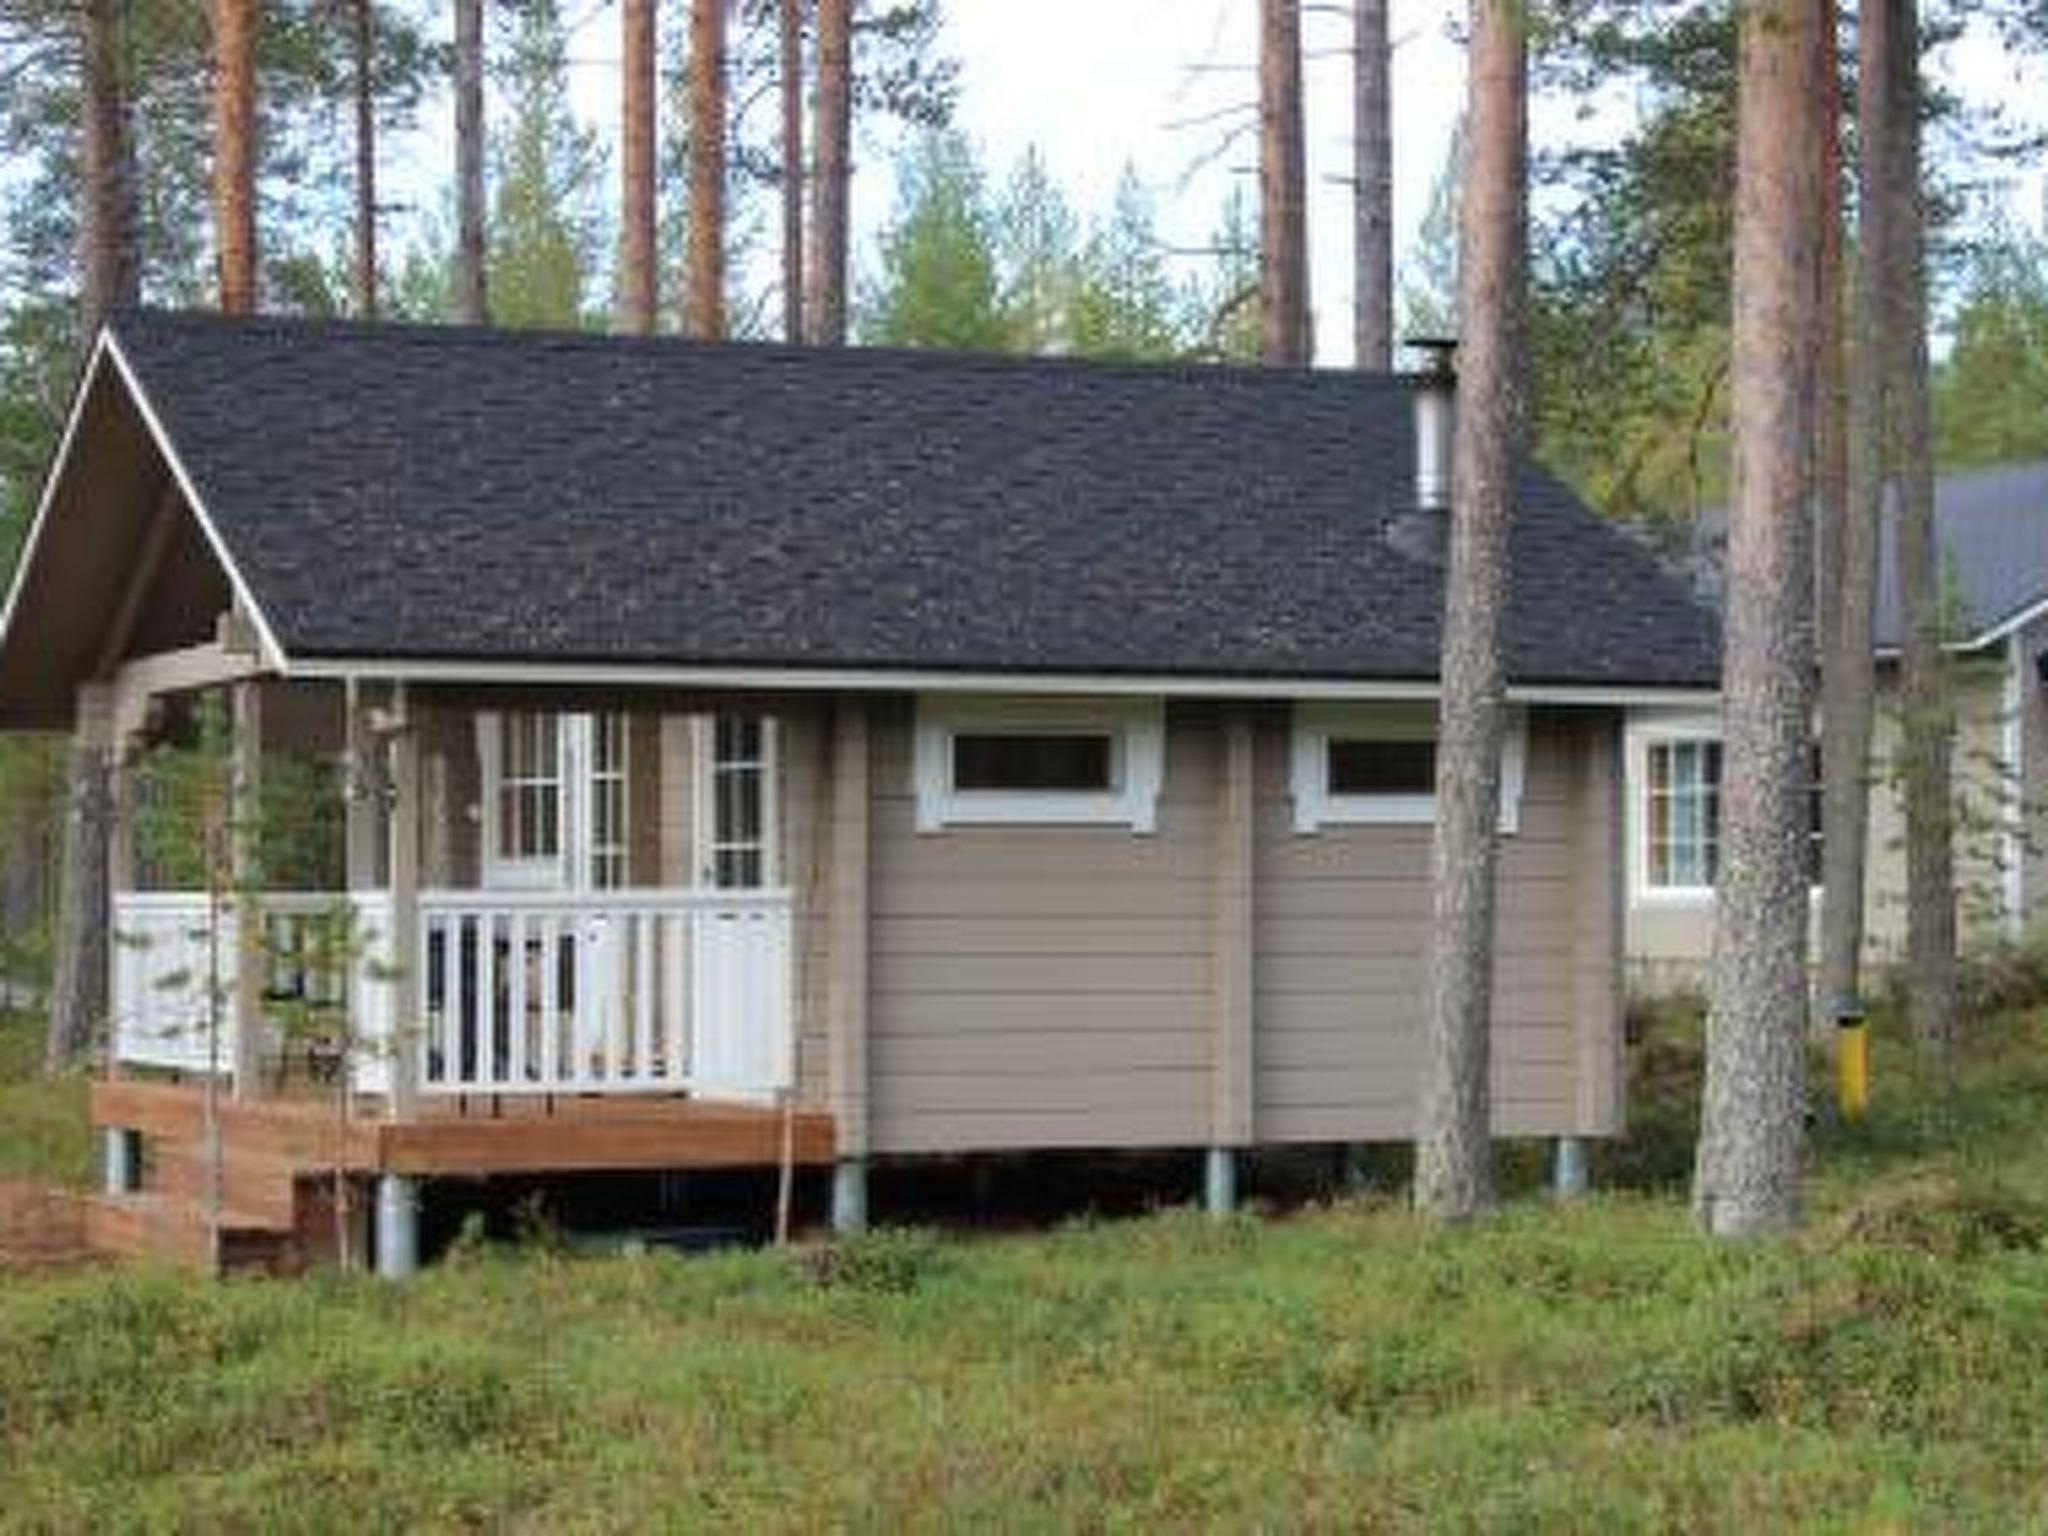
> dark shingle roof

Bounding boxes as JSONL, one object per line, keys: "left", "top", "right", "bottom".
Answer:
{"left": 1873, "top": 462, "right": 2048, "bottom": 647}
{"left": 107, "top": 309, "right": 1720, "bottom": 689}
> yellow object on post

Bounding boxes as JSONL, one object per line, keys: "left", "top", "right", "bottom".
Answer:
{"left": 1833, "top": 998, "right": 1870, "bottom": 1124}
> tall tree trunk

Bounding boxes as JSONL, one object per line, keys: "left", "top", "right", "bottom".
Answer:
{"left": 45, "top": 728, "right": 109, "bottom": 1074}
{"left": 351, "top": 0, "right": 376, "bottom": 319}
{"left": 79, "top": 0, "right": 138, "bottom": 338}
{"left": 454, "top": 0, "right": 486, "bottom": 324}
{"left": 55, "top": 0, "right": 136, "bottom": 1070}
{"left": 212, "top": 0, "right": 259, "bottom": 315}
{"left": 1819, "top": 0, "right": 1879, "bottom": 1019}
{"left": 805, "top": 0, "right": 850, "bottom": 345}
{"left": 1259, "top": 0, "right": 1310, "bottom": 365}
{"left": 1890, "top": 0, "right": 1957, "bottom": 1057}
{"left": 780, "top": 0, "right": 805, "bottom": 343}
{"left": 1353, "top": 0, "right": 1392, "bottom": 370}
{"left": 684, "top": 0, "right": 728, "bottom": 341}
{"left": 1414, "top": 0, "right": 1525, "bottom": 1223}
{"left": 1693, "top": 0, "right": 1823, "bottom": 1238}
{"left": 620, "top": 0, "right": 658, "bottom": 334}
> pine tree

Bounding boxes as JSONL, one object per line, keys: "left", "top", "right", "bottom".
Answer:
{"left": 620, "top": 0, "right": 658, "bottom": 334}
{"left": 1694, "top": 0, "right": 1825, "bottom": 1238}
{"left": 1258, "top": 0, "right": 1309, "bottom": 364}
{"left": 488, "top": 0, "right": 605, "bottom": 330}
{"left": 1415, "top": 0, "right": 1526, "bottom": 1223}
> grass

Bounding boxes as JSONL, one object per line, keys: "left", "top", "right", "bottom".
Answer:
{"left": 5, "top": 1003, "right": 2048, "bottom": 1530}
{"left": 0, "top": 1009, "right": 91, "bottom": 1188}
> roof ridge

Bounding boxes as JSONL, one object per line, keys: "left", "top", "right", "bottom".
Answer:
{"left": 111, "top": 306, "right": 1421, "bottom": 393}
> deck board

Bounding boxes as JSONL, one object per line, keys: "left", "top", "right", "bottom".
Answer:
{"left": 91, "top": 1078, "right": 835, "bottom": 1179}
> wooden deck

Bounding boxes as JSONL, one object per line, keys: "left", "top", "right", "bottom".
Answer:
{"left": 92, "top": 1078, "right": 837, "bottom": 1179}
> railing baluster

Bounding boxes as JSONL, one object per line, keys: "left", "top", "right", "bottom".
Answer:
{"left": 634, "top": 911, "right": 654, "bottom": 1081}
{"left": 507, "top": 910, "right": 529, "bottom": 1087}
{"left": 539, "top": 913, "right": 561, "bottom": 1090}
{"left": 477, "top": 910, "right": 497, "bottom": 1085}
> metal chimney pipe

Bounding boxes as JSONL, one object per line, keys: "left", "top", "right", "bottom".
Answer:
{"left": 1408, "top": 336, "right": 1458, "bottom": 512}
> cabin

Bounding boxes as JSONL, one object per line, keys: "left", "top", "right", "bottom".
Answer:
{"left": 1626, "top": 463, "right": 2048, "bottom": 994}
{"left": 0, "top": 311, "right": 1720, "bottom": 1272}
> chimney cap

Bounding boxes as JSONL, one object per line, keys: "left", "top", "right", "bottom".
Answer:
{"left": 1404, "top": 336, "right": 1460, "bottom": 376}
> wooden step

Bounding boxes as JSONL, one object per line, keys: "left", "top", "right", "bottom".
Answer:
{"left": 148, "top": 1141, "right": 301, "bottom": 1232}
{"left": 84, "top": 1192, "right": 298, "bottom": 1274}
{"left": 0, "top": 1179, "right": 94, "bottom": 1272}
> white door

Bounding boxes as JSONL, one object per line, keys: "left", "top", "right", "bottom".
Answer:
{"left": 691, "top": 715, "right": 786, "bottom": 1096}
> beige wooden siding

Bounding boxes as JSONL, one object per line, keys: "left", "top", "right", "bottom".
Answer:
{"left": 864, "top": 698, "right": 1217, "bottom": 1154}
{"left": 780, "top": 701, "right": 833, "bottom": 1111}
{"left": 1626, "top": 658, "right": 2020, "bottom": 993}
{"left": 1253, "top": 711, "right": 1608, "bottom": 1142}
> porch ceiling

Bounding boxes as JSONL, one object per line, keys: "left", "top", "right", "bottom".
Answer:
{"left": 0, "top": 351, "right": 238, "bottom": 730}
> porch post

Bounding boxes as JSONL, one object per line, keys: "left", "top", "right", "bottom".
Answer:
{"left": 374, "top": 1172, "right": 419, "bottom": 1279}
{"left": 47, "top": 682, "right": 112, "bottom": 1074}
{"left": 1208, "top": 710, "right": 1255, "bottom": 1218}
{"left": 385, "top": 685, "right": 421, "bottom": 1118}
{"left": 1553, "top": 1136, "right": 1589, "bottom": 1200}
{"left": 828, "top": 698, "right": 870, "bottom": 1236}
{"left": 231, "top": 680, "right": 266, "bottom": 1097}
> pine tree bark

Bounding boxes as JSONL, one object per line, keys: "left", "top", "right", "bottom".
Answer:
{"left": 454, "top": 0, "right": 487, "bottom": 324}
{"left": 57, "top": 0, "right": 137, "bottom": 1072}
{"left": 1819, "top": 0, "right": 1880, "bottom": 1017}
{"left": 351, "top": 0, "right": 377, "bottom": 319}
{"left": 1259, "top": 0, "right": 1310, "bottom": 365}
{"left": 46, "top": 695, "right": 110, "bottom": 1074}
{"left": 684, "top": 0, "right": 728, "bottom": 341}
{"left": 780, "top": 0, "right": 805, "bottom": 343}
{"left": 1353, "top": 0, "right": 1392, "bottom": 371}
{"left": 1414, "top": 0, "right": 1525, "bottom": 1223}
{"left": 1889, "top": 0, "right": 1957, "bottom": 1056}
{"left": 79, "top": 0, "right": 138, "bottom": 338}
{"left": 806, "top": 0, "right": 850, "bottom": 346}
{"left": 1694, "top": 0, "right": 1823, "bottom": 1238}
{"left": 212, "top": 0, "right": 259, "bottom": 315}
{"left": 620, "top": 0, "right": 658, "bottom": 334}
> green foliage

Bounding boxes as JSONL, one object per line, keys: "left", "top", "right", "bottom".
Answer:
{"left": 867, "top": 135, "right": 1241, "bottom": 362}
{"left": 1530, "top": 7, "right": 1737, "bottom": 531}
{"left": 1935, "top": 233, "right": 2048, "bottom": 467}
{"left": 486, "top": 0, "right": 606, "bottom": 332}
{"left": 1065, "top": 169, "right": 1182, "bottom": 361}
{"left": 8, "top": 1004, "right": 2048, "bottom": 1522}
{"left": 0, "top": 1007, "right": 90, "bottom": 1185}
{"left": 859, "top": 130, "right": 1007, "bottom": 350}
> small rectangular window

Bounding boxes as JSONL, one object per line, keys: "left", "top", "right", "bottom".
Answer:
{"left": 952, "top": 733, "right": 1114, "bottom": 793}
{"left": 1327, "top": 738, "right": 1435, "bottom": 797}
{"left": 1646, "top": 738, "right": 1722, "bottom": 890}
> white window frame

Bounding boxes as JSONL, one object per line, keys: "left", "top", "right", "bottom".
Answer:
{"left": 692, "top": 713, "right": 781, "bottom": 888}
{"left": 477, "top": 710, "right": 630, "bottom": 893}
{"left": 914, "top": 695, "right": 1165, "bottom": 833}
{"left": 1625, "top": 711, "right": 1722, "bottom": 906}
{"left": 1290, "top": 702, "right": 1527, "bottom": 834}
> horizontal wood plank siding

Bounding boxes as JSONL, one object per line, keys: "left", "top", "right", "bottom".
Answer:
{"left": 1253, "top": 710, "right": 1612, "bottom": 1142}
{"left": 866, "top": 699, "right": 1217, "bottom": 1154}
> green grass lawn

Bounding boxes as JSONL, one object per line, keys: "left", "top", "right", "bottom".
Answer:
{"left": 0, "top": 1009, "right": 91, "bottom": 1188}
{"left": 5, "top": 1003, "right": 2048, "bottom": 1531}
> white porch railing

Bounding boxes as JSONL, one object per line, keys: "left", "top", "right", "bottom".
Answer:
{"left": 414, "top": 889, "right": 792, "bottom": 1099}
{"left": 110, "top": 888, "right": 793, "bottom": 1103}
{"left": 110, "top": 891, "right": 363, "bottom": 1078}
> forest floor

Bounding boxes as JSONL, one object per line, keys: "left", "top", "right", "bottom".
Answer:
{"left": 3, "top": 1000, "right": 2048, "bottom": 1531}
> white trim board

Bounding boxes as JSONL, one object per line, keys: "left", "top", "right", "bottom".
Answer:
{"left": 291, "top": 655, "right": 1717, "bottom": 708}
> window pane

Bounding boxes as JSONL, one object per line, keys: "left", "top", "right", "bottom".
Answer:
{"left": 953, "top": 733, "right": 1113, "bottom": 792}
{"left": 1327, "top": 738, "right": 1435, "bottom": 796}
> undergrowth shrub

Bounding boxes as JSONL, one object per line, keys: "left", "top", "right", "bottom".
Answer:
{"left": 797, "top": 1227, "right": 950, "bottom": 1295}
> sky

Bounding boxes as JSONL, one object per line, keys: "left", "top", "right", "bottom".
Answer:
{"left": 543, "top": 0, "right": 2048, "bottom": 365}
